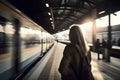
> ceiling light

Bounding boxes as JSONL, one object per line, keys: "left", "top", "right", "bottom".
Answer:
{"left": 48, "top": 12, "right": 51, "bottom": 15}
{"left": 98, "top": 11, "right": 105, "bottom": 14}
{"left": 51, "top": 22, "right": 53, "bottom": 23}
{"left": 50, "top": 18, "right": 52, "bottom": 20}
{"left": 45, "top": 3, "right": 49, "bottom": 7}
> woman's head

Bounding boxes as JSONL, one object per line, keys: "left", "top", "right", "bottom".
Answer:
{"left": 69, "top": 26, "right": 81, "bottom": 44}
{"left": 69, "top": 26, "right": 89, "bottom": 54}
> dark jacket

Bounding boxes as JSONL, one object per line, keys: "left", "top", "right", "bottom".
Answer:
{"left": 59, "top": 44, "right": 92, "bottom": 80}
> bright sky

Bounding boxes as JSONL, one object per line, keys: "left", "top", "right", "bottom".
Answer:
{"left": 96, "top": 11, "right": 120, "bottom": 27}
{"left": 111, "top": 11, "right": 120, "bottom": 25}
{"left": 96, "top": 16, "right": 108, "bottom": 27}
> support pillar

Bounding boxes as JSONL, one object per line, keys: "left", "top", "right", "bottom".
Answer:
{"left": 91, "top": 9, "right": 97, "bottom": 51}
{"left": 107, "top": 14, "right": 112, "bottom": 62}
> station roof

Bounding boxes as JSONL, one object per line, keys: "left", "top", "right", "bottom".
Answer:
{"left": 7, "top": 0, "right": 120, "bottom": 34}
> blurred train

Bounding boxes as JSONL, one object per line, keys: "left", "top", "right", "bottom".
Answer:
{"left": 95, "top": 25, "right": 120, "bottom": 58}
{"left": 0, "top": 1, "right": 54, "bottom": 80}
{"left": 96, "top": 25, "right": 120, "bottom": 46}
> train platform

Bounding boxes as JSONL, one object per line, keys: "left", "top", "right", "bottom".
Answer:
{"left": 23, "top": 42, "right": 120, "bottom": 80}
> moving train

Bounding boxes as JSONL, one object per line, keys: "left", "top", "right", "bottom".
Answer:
{"left": 95, "top": 25, "right": 120, "bottom": 58}
{"left": 96, "top": 25, "right": 120, "bottom": 46}
{"left": 0, "top": 1, "right": 54, "bottom": 80}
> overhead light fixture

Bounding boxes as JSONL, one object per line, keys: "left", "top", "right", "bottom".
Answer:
{"left": 48, "top": 12, "right": 51, "bottom": 15}
{"left": 50, "top": 18, "right": 52, "bottom": 20}
{"left": 51, "top": 22, "right": 53, "bottom": 24}
{"left": 98, "top": 11, "right": 105, "bottom": 14}
{"left": 45, "top": 3, "right": 49, "bottom": 7}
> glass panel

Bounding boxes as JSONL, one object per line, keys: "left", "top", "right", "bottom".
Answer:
{"left": 111, "top": 11, "right": 120, "bottom": 46}
{"left": 0, "top": 11, "right": 15, "bottom": 79}
{"left": 20, "top": 26, "right": 42, "bottom": 70}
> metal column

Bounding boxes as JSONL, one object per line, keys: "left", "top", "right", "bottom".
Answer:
{"left": 107, "top": 14, "right": 112, "bottom": 62}
{"left": 92, "top": 9, "right": 97, "bottom": 51}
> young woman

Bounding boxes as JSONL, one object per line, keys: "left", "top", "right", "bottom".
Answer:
{"left": 59, "top": 26, "right": 94, "bottom": 80}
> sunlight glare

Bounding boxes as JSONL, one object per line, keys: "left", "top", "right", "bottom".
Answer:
{"left": 80, "top": 21, "right": 93, "bottom": 32}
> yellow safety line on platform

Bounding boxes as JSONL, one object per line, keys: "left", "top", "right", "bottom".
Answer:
{"left": 49, "top": 45, "right": 58, "bottom": 80}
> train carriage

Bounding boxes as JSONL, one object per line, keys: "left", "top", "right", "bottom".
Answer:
{"left": 0, "top": 1, "right": 54, "bottom": 80}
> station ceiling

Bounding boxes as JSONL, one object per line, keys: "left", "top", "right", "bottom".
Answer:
{"left": 7, "top": 0, "right": 120, "bottom": 34}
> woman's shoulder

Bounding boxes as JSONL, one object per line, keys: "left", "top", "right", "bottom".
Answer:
{"left": 64, "top": 43, "right": 78, "bottom": 51}
{"left": 63, "top": 44, "right": 78, "bottom": 56}
{"left": 66, "top": 43, "right": 76, "bottom": 48}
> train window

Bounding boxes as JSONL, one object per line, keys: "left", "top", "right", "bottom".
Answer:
{"left": 0, "top": 2, "right": 54, "bottom": 80}
{"left": 0, "top": 16, "right": 7, "bottom": 26}
{"left": 0, "top": 15, "right": 15, "bottom": 79}
{"left": 20, "top": 25, "right": 43, "bottom": 71}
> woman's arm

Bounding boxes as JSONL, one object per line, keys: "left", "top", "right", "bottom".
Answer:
{"left": 58, "top": 45, "right": 72, "bottom": 75}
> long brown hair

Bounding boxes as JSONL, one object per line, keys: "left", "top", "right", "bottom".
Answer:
{"left": 69, "top": 26, "right": 89, "bottom": 55}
